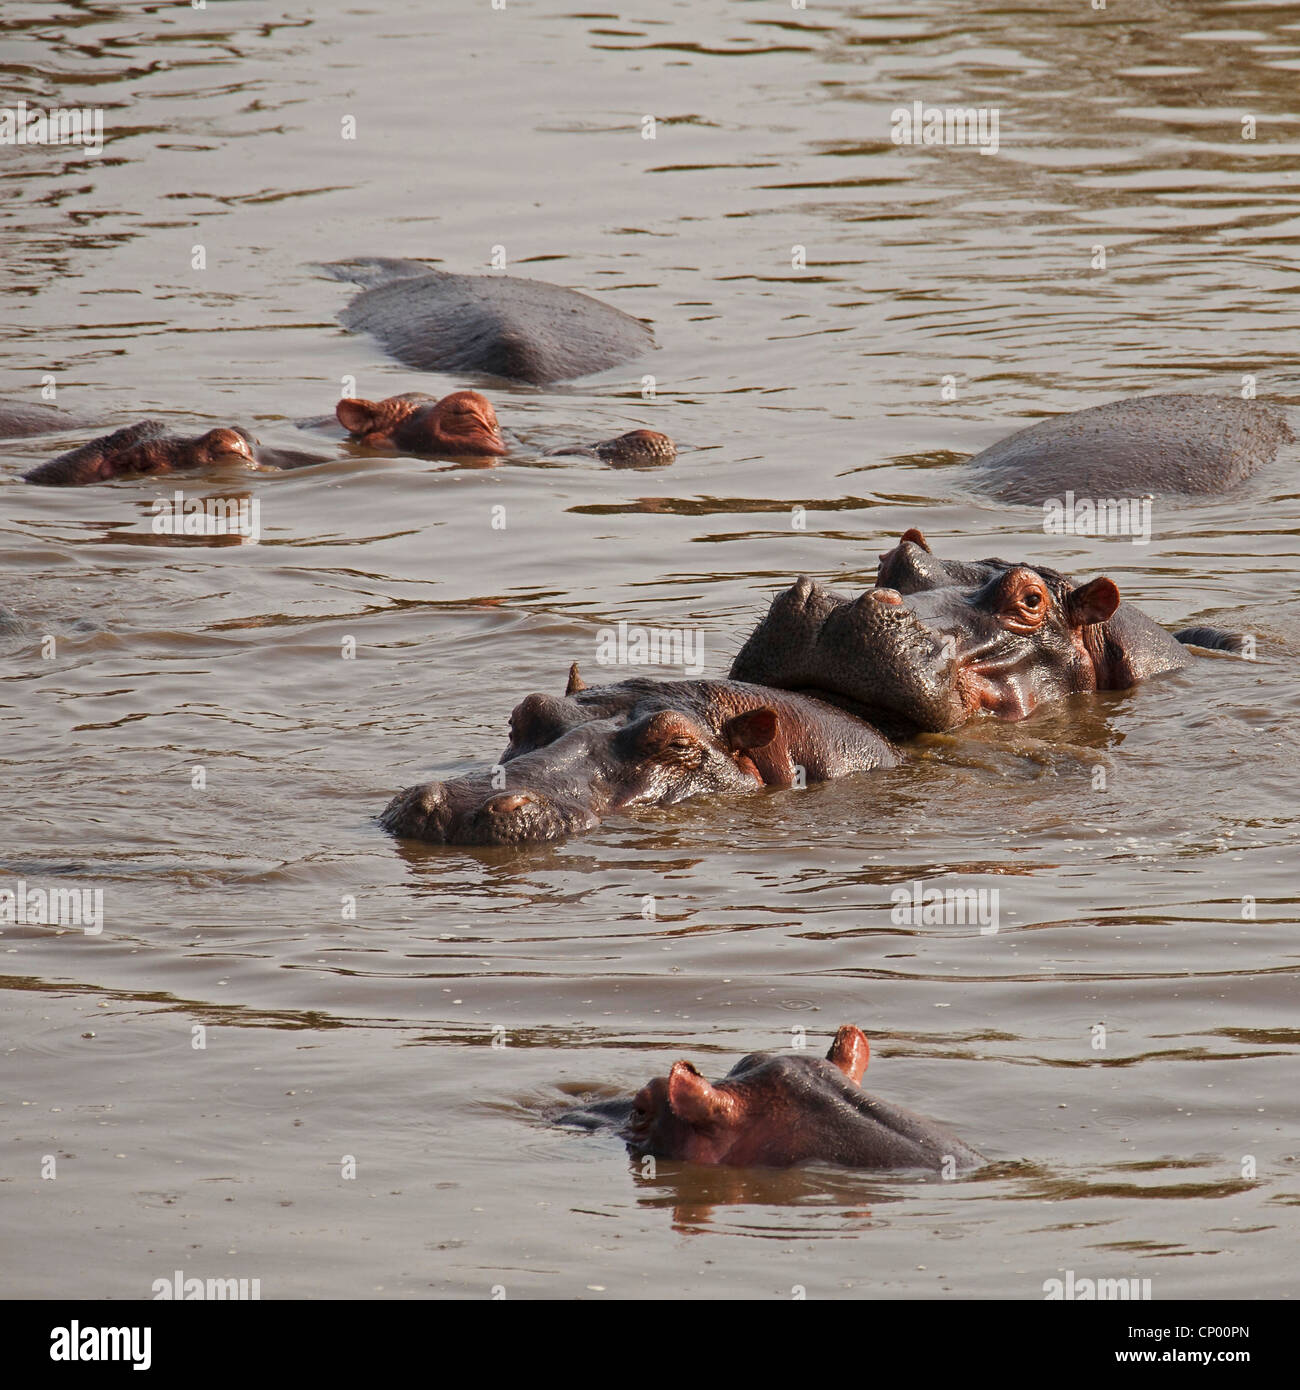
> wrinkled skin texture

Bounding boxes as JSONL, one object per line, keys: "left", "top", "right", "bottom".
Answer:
{"left": 563, "top": 1025, "right": 983, "bottom": 1172}
{"left": 336, "top": 390, "right": 507, "bottom": 456}
{"left": 381, "top": 676, "right": 896, "bottom": 846}
{"left": 23, "top": 421, "right": 263, "bottom": 486}
{"left": 731, "top": 529, "right": 1199, "bottom": 734}
{"left": 969, "top": 393, "right": 1294, "bottom": 504}
{"left": 321, "top": 257, "right": 654, "bottom": 385}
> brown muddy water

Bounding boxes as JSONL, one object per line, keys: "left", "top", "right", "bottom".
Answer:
{"left": 2, "top": 0, "right": 1298, "bottom": 1301}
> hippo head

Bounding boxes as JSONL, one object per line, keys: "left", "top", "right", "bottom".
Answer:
{"left": 336, "top": 390, "right": 506, "bottom": 457}
{"left": 730, "top": 529, "right": 1146, "bottom": 733}
{"left": 381, "top": 700, "right": 780, "bottom": 846}
{"left": 621, "top": 1024, "right": 981, "bottom": 1171}
{"left": 24, "top": 421, "right": 259, "bottom": 486}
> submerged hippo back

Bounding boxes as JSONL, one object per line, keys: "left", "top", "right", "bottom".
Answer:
{"left": 970, "top": 393, "right": 1294, "bottom": 504}
{"left": 325, "top": 258, "right": 654, "bottom": 384}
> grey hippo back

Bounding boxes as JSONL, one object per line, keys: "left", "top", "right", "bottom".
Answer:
{"left": 968, "top": 393, "right": 1294, "bottom": 504}
{"left": 320, "top": 256, "right": 654, "bottom": 385}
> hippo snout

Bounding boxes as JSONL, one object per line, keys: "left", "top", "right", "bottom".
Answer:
{"left": 380, "top": 777, "right": 596, "bottom": 847}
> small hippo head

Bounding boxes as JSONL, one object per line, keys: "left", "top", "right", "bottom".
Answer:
{"left": 622, "top": 1024, "right": 981, "bottom": 1170}
{"left": 336, "top": 390, "right": 506, "bottom": 457}
{"left": 731, "top": 528, "right": 1124, "bottom": 732}
{"left": 381, "top": 701, "right": 780, "bottom": 846}
{"left": 24, "top": 421, "right": 258, "bottom": 486}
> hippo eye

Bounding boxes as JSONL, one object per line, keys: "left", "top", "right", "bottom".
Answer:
{"left": 1023, "top": 592, "right": 1042, "bottom": 609}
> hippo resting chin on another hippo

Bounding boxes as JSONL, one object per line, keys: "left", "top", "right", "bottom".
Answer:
{"left": 320, "top": 256, "right": 654, "bottom": 385}
{"left": 731, "top": 528, "right": 1243, "bottom": 735}
{"left": 334, "top": 390, "right": 675, "bottom": 467}
{"left": 562, "top": 1024, "right": 983, "bottom": 1172}
{"left": 380, "top": 674, "right": 896, "bottom": 846}
{"left": 968, "top": 393, "right": 1293, "bottom": 504}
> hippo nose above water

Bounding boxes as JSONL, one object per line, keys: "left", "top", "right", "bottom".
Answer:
{"left": 543, "top": 428, "right": 676, "bottom": 469}
{"left": 379, "top": 776, "right": 597, "bottom": 847}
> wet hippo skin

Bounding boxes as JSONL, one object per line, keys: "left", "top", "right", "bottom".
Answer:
{"left": 0, "top": 401, "right": 98, "bottom": 439}
{"left": 336, "top": 391, "right": 507, "bottom": 456}
{"left": 24, "top": 421, "right": 260, "bottom": 486}
{"left": 561, "top": 1024, "right": 984, "bottom": 1172}
{"left": 968, "top": 393, "right": 1294, "bottom": 504}
{"left": 730, "top": 528, "right": 1238, "bottom": 734}
{"left": 335, "top": 390, "right": 675, "bottom": 466}
{"left": 320, "top": 256, "right": 655, "bottom": 385}
{"left": 21, "top": 420, "right": 329, "bottom": 486}
{"left": 380, "top": 674, "right": 897, "bottom": 846}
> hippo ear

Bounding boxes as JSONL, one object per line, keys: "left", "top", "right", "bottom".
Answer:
{"left": 667, "top": 1061, "right": 739, "bottom": 1127}
{"left": 1065, "top": 576, "right": 1121, "bottom": 628}
{"left": 565, "top": 662, "right": 587, "bottom": 696}
{"left": 826, "top": 1025, "right": 869, "bottom": 1085}
{"left": 336, "top": 398, "right": 380, "bottom": 434}
{"left": 899, "top": 527, "right": 931, "bottom": 552}
{"left": 723, "top": 708, "right": 778, "bottom": 754}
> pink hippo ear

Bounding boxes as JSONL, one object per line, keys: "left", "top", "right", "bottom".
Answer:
{"left": 723, "top": 707, "right": 778, "bottom": 754}
{"left": 564, "top": 662, "right": 587, "bottom": 696}
{"left": 826, "top": 1025, "right": 869, "bottom": 1085}
{"left": 667, "top": 1061, "right": 740, "bottom": 1127}
{"left": 336, "top": 398, "right": 381, "bottom": 435}
{"left": 1065, "top": 576, "right": 1121, "bottom": 628}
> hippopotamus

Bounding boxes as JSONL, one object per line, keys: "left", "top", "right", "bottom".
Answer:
{"left": 380, "top": 673, "right": 896, "bottom": 846}
{"left": 0, "top": 401, "right": 97, "bottom": 439}
{"left": 730, "top": 528, "right": 1240, "bottom": 735}
{"left": 562, "top": 1025, "right": 983, "bottom": 1172}
{"left": 20, "top": 420, "right": 327, "bottom": 486}
{"left": 336, "top": 391, "right": 507, "bottom": 456}
{"left": 968, "top": 393, "right": 1293, "bottom": 504}
{"left": 320, "top": 256, "right": 654, "bottom": 385}
{"left": 541, "top": 429, "right": 677, "bottom": 469}
{"left": 335, "top": 390, "right": 675, "bottom": 467}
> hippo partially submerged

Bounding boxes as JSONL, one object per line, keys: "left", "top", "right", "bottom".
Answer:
{"left": 321, "top": 256, "right": 655, "bottom": 385}
{"left": 21, "top": 420, "right": 327, "bottom": 486}
{"left": 968, "top": 393, "right": 1293, "bottom": 504}
{"left": 563, "top": 1024, "right": 983, "bottom": 1172}
{"left": 24, "top": 421, "right": 260, "bottom": 486}
{"left": 380, "top": 673, "right": 896, "bottom": 846}
{"left": 0, "top": 401, "right": 97, "bottom": 439}
{"left": 731, "top": 529, "right": 1239, "bottom": 734}
{"left": 335, "top": 390, "right": 674, "bottom": 467}
{"left": 336, "top": 391, "right": 507, "bottom": 457}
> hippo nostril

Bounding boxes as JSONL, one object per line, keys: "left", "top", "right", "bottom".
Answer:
{"left": 487, "top": 792, "right": 533, "bottom": 815}
{"left": 870, "top": 588, "right": 903, "bottom": 606}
